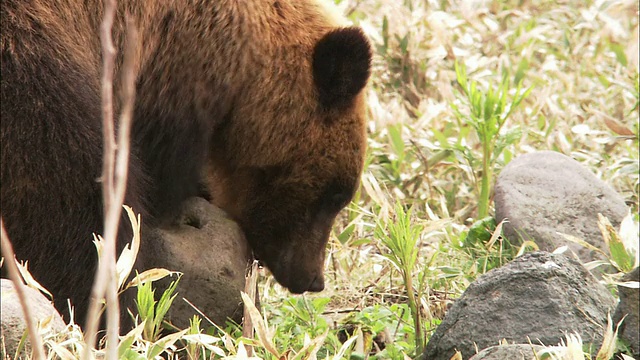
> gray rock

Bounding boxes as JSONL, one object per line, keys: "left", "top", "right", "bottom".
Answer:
{"left": 140, "top": 197, "right": 250, "bottom": 329}
{"left": 612, "top": 267, "right": 639, "bottom": 358}
{"left": 494, "top": 151, "right": 628, "bottom": 263}
{"left": 1, "top": 279, "right": 66, "bottom": 357}
{"left": 469, "top": 344, "right": 546, "bottom": 360}
{"left": 422, "top": 252, "right": 617, "bottom": 360}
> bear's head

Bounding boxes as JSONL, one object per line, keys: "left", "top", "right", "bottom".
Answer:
{"left": 207, "top": 26, "right": 371, "bottom": 294}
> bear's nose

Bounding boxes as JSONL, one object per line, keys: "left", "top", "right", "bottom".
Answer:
{"left": 307, "top": 274, "right": 325, "bottom": 292}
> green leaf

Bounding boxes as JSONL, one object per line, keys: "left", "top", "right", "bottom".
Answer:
{"left": 382, "top": 16, "right": 389, "bottom": 50}
{"left": 387, "top": 123, "right": 405, "bottom": 159}
{"left": 336, "top": 223, "right": 355, "bottom": 244}
{"left": 493, "top": 126, "right": 523, "bottom": 162}
{"left": 136, "top": 281, "right": 156, "bottom": 328}
{"left": 118, "top": 321, "right": 146, "bottom": 359}
{"left": 120, "top": 349, "right": 146, "bottom": 360}
{"left": 464, "top": 217, "right": 497, "bottom": 247}
{"left": 609, "top": 231, "right": 634, "bottom": 272}
{"left": 154, "top": 277, "right": 180, "bottom": 336}
{"left": 609, "top": 42, "right": 628, "bottom": 67}
{"left": 398, "top": 33, "right": 409, "bottom": 54}
{"left": 431, "top": 127, "right": 450, "bottom": 148}
{"left": 148, "top": 329, "right": 189, "bottom": 359}
{"left": 514, "top": 57, "right": 529, "bottom": 85}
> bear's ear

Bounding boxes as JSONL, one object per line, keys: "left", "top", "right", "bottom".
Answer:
{"left": 312, "top": 27, "right": 372, "bottom": 109}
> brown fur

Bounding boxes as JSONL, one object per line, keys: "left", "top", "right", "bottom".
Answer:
{"left": 1, "top": 0, "right": 371, "bottom": 324}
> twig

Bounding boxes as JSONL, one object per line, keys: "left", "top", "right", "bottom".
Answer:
{"left": 242, "top": 260, "right": 260, "bottom": 356}
{"left": 0, "top": 220, "right": 47, "bottom": 360}
{"left": 81, "top": 0, "right": 118, "bottom": 355}
{"left": 99, "top": 1, "right": 117, "bottom": 213}
{"left": 104, "top": 14, "right": 138, "bottom": 360}
{"left": 83, "top": 1, "right": 138, "bottom": 358}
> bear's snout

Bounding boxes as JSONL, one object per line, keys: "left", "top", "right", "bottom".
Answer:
{"left": 261, "top": 235, "right": 327, "bottom": 294}
{"left": 307, "top": 274, "right": 325, "bottom": 292}
{"left": 286, "top": 271, "right": 325, "bottom": 294}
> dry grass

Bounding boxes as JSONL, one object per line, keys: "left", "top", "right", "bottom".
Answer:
{"left": 267, "top": 0, "right": 639, "bottom": 356}
{"left": 318, "top": 0, "right": 640, "bottom": 293}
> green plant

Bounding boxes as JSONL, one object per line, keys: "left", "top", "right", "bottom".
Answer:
{"left": 338, "top": 303, "right": 418, "bottom": 359}
{"left": 452, "top": 61, "right": 532, "bottom": 219}
{"left": 561, "top": 211, "right": 639, "bottom": 277}
{"left": 463, "top": 217, "right": 514, "bottom": 272}
{"left": 374, "top": 202, "right": 426, "bottom": 356}
{"left": 266, "top": 296, "right": 332, "bottom": 352}
{"left": 598, "top": 212, "right": 639, "bottom": 273}
{"left": 135, "top": 275, "right": 181, "bottom": 342}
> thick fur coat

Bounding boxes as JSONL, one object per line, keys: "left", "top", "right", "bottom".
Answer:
{"left": 1, "top": 0, "right": 371, "bottom": 324}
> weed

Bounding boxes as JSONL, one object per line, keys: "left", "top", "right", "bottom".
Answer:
{"left": 452, "top": 61, "right": 532, "bottom": 219}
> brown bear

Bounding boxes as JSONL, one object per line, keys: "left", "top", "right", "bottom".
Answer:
{"left": 0, "top": 0, "right": 371, "bottom": 325}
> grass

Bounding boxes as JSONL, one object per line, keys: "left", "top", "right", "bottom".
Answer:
{"left": 2, "top": 0, "right": 639, "bottom": 359}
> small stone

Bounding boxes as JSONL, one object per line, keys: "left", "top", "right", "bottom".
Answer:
{"left": 494, "top": 151, "right": 628, "bottom": 263}
{"left": 139, "top": 197, "right": 251, "bottom": 328}
{"left": 1, "top": 279, "right": 66, "bottom": 357}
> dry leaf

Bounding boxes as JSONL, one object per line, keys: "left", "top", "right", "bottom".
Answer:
{"left": 603, "top": 117, "right": 634, "bottom": 136}
{"left": 125, "top": 268, "right": 181, "bottom": 289}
